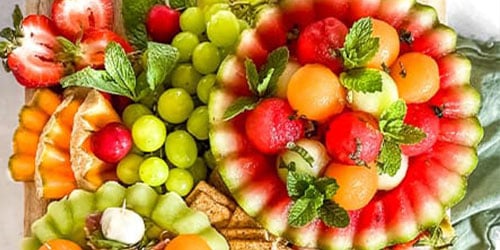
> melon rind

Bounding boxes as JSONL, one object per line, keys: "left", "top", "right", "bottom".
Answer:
{"left": 209, "top": 0, "right": 482, "bottom": 249}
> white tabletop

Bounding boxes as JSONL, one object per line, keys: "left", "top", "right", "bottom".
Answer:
{"left": 0, "top": 1, "right": 498, "bottom": 250}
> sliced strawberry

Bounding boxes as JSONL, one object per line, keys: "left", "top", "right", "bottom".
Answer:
{"left": 245, "top": 98, "right": 305, "bottom": 154}
{"left": 75, "top": 29, "right": 133, "bottom": 69}
{"left": 296, "top": 17, "right": 348, "bottom": 75}
{"left": 4, "top": 15, "right": 64, "bottom": 88}
{"left": 51, "top": 0, "right": 113, "bottom": 41}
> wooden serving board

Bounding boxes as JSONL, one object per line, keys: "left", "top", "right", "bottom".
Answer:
{"left": 22, "top": 0, "right": 446, "bottom": 237}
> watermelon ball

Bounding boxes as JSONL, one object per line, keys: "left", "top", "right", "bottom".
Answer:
{"left": 325, "top": 111, "right": 383, "bottom": 165}
{"left": 296, "top": 17, "right": 348, "bottom": 75}
{"left": 401, "top": 104, "right": 440, "bottom": 156}
{"left": 245, "top": 98, "right": 305, "bottom": 154}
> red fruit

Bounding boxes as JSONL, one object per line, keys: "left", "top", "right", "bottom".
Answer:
{"left": 146, "top": 5, "right": 181, "bottom": 43}
{"left": 3, "top": 15, "right": 65, "bottom": 88}
{"left": 296, "top": 17, "right": 348, "bottom": 74}
{"left": 235, "top": 29, "right": 269, "bottom": 67}
{"left": 279, "top": 0, "right": 316, "bottom": 30}
{"left": 314, "top": 0, "right": 350, "bottom": 22}
{"left": 91, "top": 122, "right": 132, "bottom": 164}
{"left": 51, "top": 0, "right": 113, "bottom": 41}
{"left": 245, "top": 98, "right": 304, "bottom": 154}
{"left": 400, "top": 104, "right": 439, "bottom": 156}
{"left": 325, "top": 111, "right": 383, "bottom": 165}
{"left": 349, "top": 0, "right": 380, "bottom": 22}
{"left": 76, "top": 29, "right": 134, "bottom": 69}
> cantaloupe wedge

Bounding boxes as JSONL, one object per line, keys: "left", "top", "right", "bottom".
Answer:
{"left": 70, "top": 89, "right": 121, "bottom": 191}
{"left": 34, "top": 88, "right": 89, "bottom": 199}
{"left": 9, "top": 88, "right": 62, "bottom": 182}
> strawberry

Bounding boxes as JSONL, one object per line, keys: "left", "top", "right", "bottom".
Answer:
{"left": 245, "top": 98, "right": 305, "bottom": 154}
{"left": 1, "top": 14, "right": 64, "bottom": 88}
{"left": 51, "top": 0, "right": 114, "bottom": 41}
{"left": 146, "top": 5, "right": 181, "bottom": 43}
{"left": 400, "top": 104, "right": 440, "bottom": 156}
{"left": 296, "top": 17, "right": 348, "bottom": 75}
{"left": 74, "top": 29, "right": 134, "bottom": 69}
{"left": 325, "top": 111, "right": 383, "bottom": 165}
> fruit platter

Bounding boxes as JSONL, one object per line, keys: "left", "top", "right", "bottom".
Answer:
{"left": 0, "top": 0, "right": 486, "bottom": 249}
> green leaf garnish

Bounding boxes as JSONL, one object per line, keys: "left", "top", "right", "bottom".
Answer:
{"left": 341, "top": 17, "right": 379, "bottom": 69}
{"left": 340, "top": 68, "right": 383, "bottom": 93}
{"left": 377, "top": 100, "right": 426, "bottom": 176}
{"left": 222, "top": 97, "right": 258, "bottom": 121}
{"left": 61, "top": 42, "right": 179, "bottom": 103}
{"left": 286, "top": 169, "right": 349, "bottom": 228}
{"left": 122, "top": 0, "right": 162, "bottom": 49}
{"left": 144, "top": 42, "right": 179, "bottom": 90}
{"left": 224, "top": 47, "right": 290, "bottom": 121}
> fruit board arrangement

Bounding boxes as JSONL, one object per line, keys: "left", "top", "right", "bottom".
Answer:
{"left": 0, "top": 0, "right": 484, "bottom": 249}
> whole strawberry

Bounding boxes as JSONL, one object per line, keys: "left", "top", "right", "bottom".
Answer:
{"left": 92, "top": 122, "right": 132, "bottom": 164}
{"left": 146, "top": 5, "right": 181, "bottom": 43}
{"left": 325, "top": 111, "right": 383, "bottom": 165}
{"left": 245, "top": 98, "right": 305, "bottom": 154}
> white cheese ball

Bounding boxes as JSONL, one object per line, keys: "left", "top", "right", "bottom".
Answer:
{"left": 100, "top": 207, "right": 146, "bottom": 245}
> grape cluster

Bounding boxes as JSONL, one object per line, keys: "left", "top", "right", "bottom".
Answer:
{"left": 116, "top": 4, "right": 248, "bottom": 197}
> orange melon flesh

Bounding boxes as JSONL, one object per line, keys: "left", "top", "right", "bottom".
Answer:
{"left": 9, "top": 88, "right": 62, "bottom": 182}
{"left": 71, "top": 89, "right": 121, "bottom": 191}
{"left": 35, "top": 88, "right": 89, "bottom": 199}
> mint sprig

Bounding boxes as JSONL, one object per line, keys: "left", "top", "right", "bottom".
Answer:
{"left": 340, "top": 18, "right": 379, "bottom": 69}
{"left": 61, "top": 42, "right": 178, "bottom": 102}
{"left": 286, "top": 170, "right": 349, "bottom": 228}
{"left": 122, "top": 0, "right": 162, "bottom": 49}
{"left": 339, "top": 18, "right": 383, "bottom": 94}
{"left": 223, "top": 47, "right": 289, "bottom": 121}
{"left": 377, "top": 100, "right": 426, "bottom": 176}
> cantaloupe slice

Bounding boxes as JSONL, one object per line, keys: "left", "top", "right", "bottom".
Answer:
{"left": 70, "top": 89, "right": 121, "bottom": 191}
{"left": 9, "top": 88, "right": 62, "bottom": 182}
{"left": 34, "top": 88, "right": 89, "bottom": 199}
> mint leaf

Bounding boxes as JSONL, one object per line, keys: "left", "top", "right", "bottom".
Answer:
{"left": 245, "top": 58, "right": 259, "bottom": 95}
{"left": 288, "top": 198, "right": 318, "bottom": 227}
{"left": 144, "top": 42, "right": 179, "bottom": 90}
{"left": 399, "top": 125, "right": 427, "bottom": 144}
{"left": 377, "top": 140, "right": 402, "bottom": 176}
{"left": 340, "top": 68, "right": 383, "bottom": 93}
{"left": 223, "top": 97, "right": 258, "bottom": 121}
{"left": 122, "top": 0, "right": 161, "bottom": 49}
{"left": 319, "top": 200, "right": 350, "bottom": 228}
{"left": 259, "top": 46, "right": 289, "bottom": 94}
{"left": 314, "top": 177, "right": 339, "bottom": 199}
{"left": 287, "top": 170, "right": 314, "bottom": 199}
{"left": 341, "top": 18, "right": 379, "bottom": 69}
{"left": 61, "top": 67, "right": 134, "bottom": 99}
{"left": 380, "top": 100, "right": 406, "bottom": 127}
{"left": 257, "top": 68, "right": 274, "bottom": 96}
{"left": 105, "top": 43, "right": 137, "bottom": 97}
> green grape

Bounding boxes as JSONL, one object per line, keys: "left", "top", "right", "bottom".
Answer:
{"left": 165, "top": 168, "right": 194, "bottom": 197}
{"left": 132, "top": 115, "right": 167, "bottom": 152}
{"left": 157, "top": 88, "right": 195, "bottom": 124}
{"left": 206, "top": 10, "right": 240, "bottom": 47}
{"left": 188, "top": 157, "right": 208, "bottom": 183}
{"left": 139, "top": 157, "right": 169, "bottom": 187}
{"left": 171, "top": 63, "right": 202, "bottom": 94}
{"left": 116, "top": 153, "right": 144, "bottom": 185}
{"left": 165, "top": 130, "right": 198, "bottom": 168}
{"left": 192, "top": 42, "right": 221, "bottom": 74}
{"left": 180, "top": 7, "right": 206, "bottom": 35}
{"left": 203, "top": 3, "right": 229, "bottom": 23}
{"left": 172, "top": 32, "right": 200, "bottom": 62}
{"left": 122, "top": 103, "right": 153, "bottom": 128}
{"left": 197, "top": 74, "right": 216, "bottom": 104}
{"left": 187, "top": 105, "right": 209, "bottom": 140}
{"left": 203, "top": 150, "right": 216, "bottom": 170}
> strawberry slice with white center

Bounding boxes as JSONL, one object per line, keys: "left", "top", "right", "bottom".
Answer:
{"left": 4, "top": 15, "right": 64, "bottom": 88}
{"left": 51, "top": 0, "right": 113, "bottom": 41}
